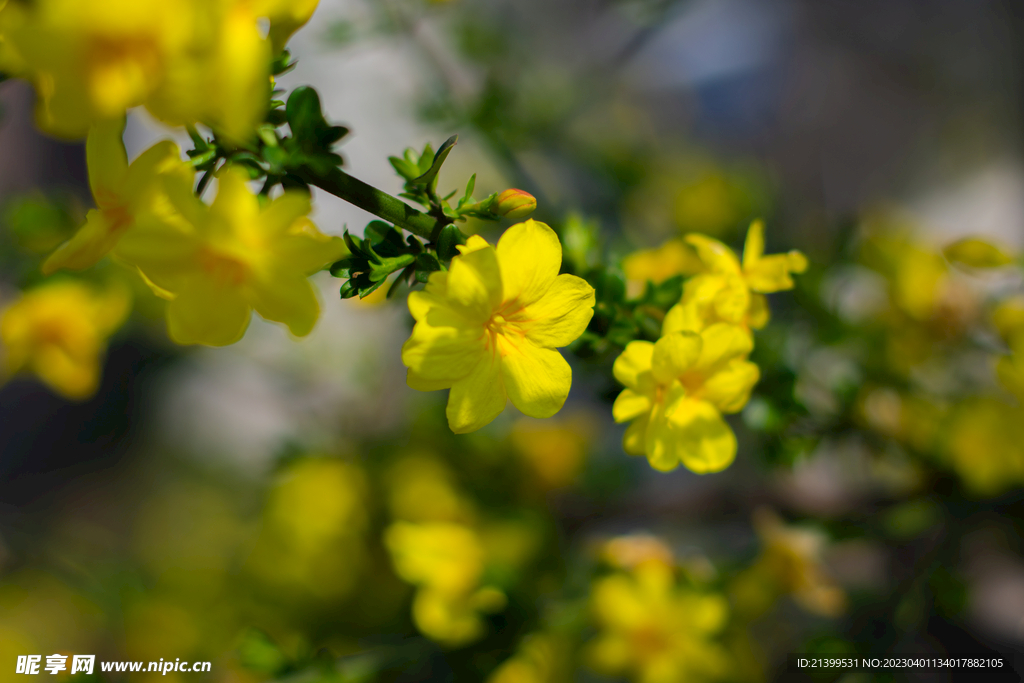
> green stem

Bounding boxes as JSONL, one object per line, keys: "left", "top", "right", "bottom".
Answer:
{"left": 300, "top": 166, "right": 448, "bottom": 241}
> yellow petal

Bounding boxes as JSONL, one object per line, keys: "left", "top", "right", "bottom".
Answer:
{"left": 651, "top": 332, "right": 702, "bottom": 384}
{"left": 501, "top": 342, "right": 571, "bottom": 418}
{"left": 211, "top": 166, "right": 260, "bottom": 229}
{"left": 612, "top": 341, "right": 654, "bottom": 389}
{"left": 684, "top": 234, "right": 741, "bottom": 275}
{"left": 249, "top": 269, "right": 320, "bottom": 337}
{"left": 446, "top": 350, "right": 506, "bottom": 433}
{"left": 700, "top": 360, "right": 760, "bottom": 413}
{"left": 643, "top": 405, "right": 681, "bottom": 472}
{"left": 693, "top": 323, "right": 753, "bottom": 372}
{"left": 613, "top": 388, "right": 652, "bottom": 423}
{"left": 662, "top": 301, "right": 705, "bottom": 335}
{"left": 744, "top": 254, "right": 800, "bottom": 293}
{"left": 742, "top": 219, "right": 765, "bottom": 269}
{"left": 86, "top": 116, "right": 129, "bottom": 200}
{"left": 402, "top": 296, "right": 484, "bottom": 383}
{"left": 496, "top": 219, "right": 561, "bottom": 306}
{"left": 166, "top": 277, "right": 251, "bottom": 346}
{"left": 448, "top": 242, "right": 502, "bottom": 323}
{"left": 42, "top": 209, "right": 120, "bottom": 274}
{"left": 407, "top": 368, "right": 452, "bottom": 392}
{"left": 711, "top": 275, "right": 750, "bottom": 323}
{"left": 622, "top": 416, "right": 648, "bottom": 456}
{"left": 748, "top": 293, "right": 770, "bottom": 329}
{"left": 669, "top": 399, "right": 737, "bottom": 474}
{"left": 518, "top": 273, "right": 595, "bottom": 348}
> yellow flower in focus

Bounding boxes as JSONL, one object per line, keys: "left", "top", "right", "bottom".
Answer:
{"left": 1, "top": 280, "right": 129, "bottom": 400}
{"left": 43, "top": 118, "right": 193, "bottom": 275}
{"left": 612, "top": 324, "right": 758, "bottom": 473}
{"left": 587, "top": 560, "right": 730, "bottom": 683}
{"left": 673, "top": 220, "right": 807, "bottom": 331}
{"left": 384, "top": 521, "right": 505, "bottom": 646}
{"left": 115, "top": 166, "right": 345, "bottom": 346}
{"left": 402, "top": 220, "right": 596, "bottom": 433}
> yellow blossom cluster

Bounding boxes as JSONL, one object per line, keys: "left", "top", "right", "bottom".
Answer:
{"left": 613, "top": 220, "right": 806, "bottom": 473}
{"left": 0, "top": 0, "right": 318, "bottom": 141}
{"left": 402, "top": 220, "right": 596, "bottom": 433}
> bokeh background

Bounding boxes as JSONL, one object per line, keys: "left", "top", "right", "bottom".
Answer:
{"left": 3, "top": 0, "right": 1024, "bottom": 681}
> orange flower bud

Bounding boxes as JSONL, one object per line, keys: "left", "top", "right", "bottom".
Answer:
{"left": 493, "top": 189, "right": 537, "bottom": 219}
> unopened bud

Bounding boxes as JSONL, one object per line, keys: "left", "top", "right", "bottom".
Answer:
{"left": 493, "top": 189, "right": 537, "bottom": 219}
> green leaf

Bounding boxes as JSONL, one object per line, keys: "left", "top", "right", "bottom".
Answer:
{"left": 411, "top": 135, "right": 457, "bottom": 188}
{"left": 415, "top": 252, "right": 441, "bottom": 272}
{"left": 436, "top": 224, "right": 466, "bottom": 261}
{"left": 329, "top": 256, "right": 361, "bottom": 278}
{"left": 389, "top": 156, "right": 421, "bottom": 181}
{"left": 368, "top": 253, "right": 415, "bottom": 282}
{"left": 364, "top": 221, "right": 407, "bottom": 257}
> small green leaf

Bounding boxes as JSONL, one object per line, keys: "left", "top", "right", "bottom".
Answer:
{"left": 416, "top": 252, "right": 441, "bottom": 272}
{"left": 389, "top": 156, "right": 420, "bottom": 181}
{"left": 364, "top": 221, "right": 407, "bottom": 257}
{"left": 329, "top": 257, "right": 361, "bottom": 278}
{"left": 436, "top": 224, "right": 466, "bottom": 261}
{"left": 411, "top": 135, "right": 457, "bottom": 188}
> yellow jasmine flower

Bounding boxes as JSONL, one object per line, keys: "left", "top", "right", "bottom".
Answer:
{"left": 674, "top": 220, "right": 807, "bottom": 331}
{"left": 384, "top": 521, "right": 506, "bottom": 647}
{"left": 621, "top": 238, "right": 703, "bottom": 297}
{"left": 0, "top": 280, "right": 129, "bottom": 400}
{"left": 147, "top": 0, "right": 271, "bottom": 144}
{"left": 612, "top": 324, "right": 759, "bottom": 473}
{"left": 0, "top": 0, "right": 193, "bottom": 138}
{"left": 1, "top": 0, "right": 271, "bottom": 142}
{"left": 733, "top": 509, "right": 846, "bottom": 619}
{"left": 402, "top": 220, "right": 596, "bottom": 433}
{"left": 115, "top": 166, "right": 345, "bottom": 346}
{"left": 946, "top": 398, "right": 1024, "bottom": 495}
{"left": 43, "top": 118, "right": 193, "bottom": 275}
{"left": 586, "top": 559, "right": 731, "bottom": 683}
{"left": 488, "top": 634, "right": 566, "bottom": 683}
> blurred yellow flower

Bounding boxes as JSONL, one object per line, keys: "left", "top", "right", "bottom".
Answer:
{"left": 622, "top": 238, "right": 703, "bottom": 296}
{"left": 384, "top": 521, "right": 505, "bottom": 646}
{"left": 670, "top": 220, "right": 806, "bottom": 332}
{"left": 586, "top": 560, "right": 730, "bottom": 683}
{"left": 947, "top": 398, "right": 1024, "bottom": 495}
{"left": 246, "top": 458, "right": 367, "bottom": 600}
{"left": 510, "top": 414, "right": 593, "bottom": 489}
{"left": 402, "top": 220, "right": 595, "bottom": 433}
{"left": 0, "top": 0, "right": 274, "bottom": 142}
{"left": 0, "top": 280, "right": 129, "bottom": 400}
{"left": 612, "top": 324, "right": 758, "bottom": 473}
{"left": 115, "top": 166, "right": 345, "bottom": 346}
{"left": 43, "top": 118, "right": 192, "bottom": 275}
{"left": 488, "top": 634, "right": 567, "bottom": 683}
{"left": 386, "top": 454, "right": 475, "bottom": 523}
{"left": 737, "top": 509, "right": 846, "bottom": 618}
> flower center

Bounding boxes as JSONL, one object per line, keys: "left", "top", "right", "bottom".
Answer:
{"left": 197, "top": 247, "right": 249, "bottom": 286}
{"left": 483, "top": 305, "right": 526, "bottom": 356}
